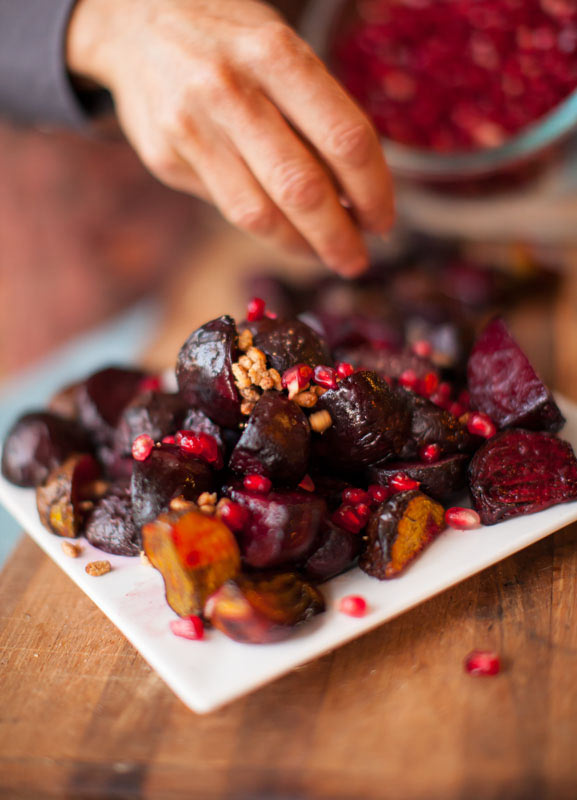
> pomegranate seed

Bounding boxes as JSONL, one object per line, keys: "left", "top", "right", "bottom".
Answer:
{"left": 243, "top": 473, "right": 272, "bottom": 494}
{"left": 430, "top": 391, "right": 451, "bottom": 410}
{"left": 342, "top": 488, "right": 370, "bottom": 505}
{"left": 298, "top": 474, "right": 315, "bottom": 492}
{"left": 338, "top": 595, "right": 368, "bottom": 617}
{"left": 437, "top": 382, "right": 453, "bottom": 402}
{"left": 445, "top": 506, "right": 481, "bottom": 530}
{"left": 399, "top": 369, "right": 419, "bottom": 391}
{"left": 412, "top": 339, "right": 432, "bottom": 358}
{"left": 313, "top": 365, "right": 338, "bottom": 390}
{"left": 389, "top": 472, "right": 420, "bottom": 493}
{"left": 420, "top": 443, "right": 442, "bottom": 463}
{"left": 458, "top": 390, "right": 471, "bottom": 410}
{"left": 331, "top": 505, "right": 366, "bottom": 534}
{"left": 176, "top": 430, "right": 221, "bottom": 467}
{"left": 449, "top": 402, "right": 465, "bottom": 418}
{"left": 355, "top": 503, "right": 371, "bottom": 523}
{"left": 161, "top": 435, "right": 176, "bottom": 444}
{"left": 138, "top": 375, "right": 162, "bottom": 393}
{"left": 464, "top": 650, "right": 500, "bottom": 676}
{"left": 467, "top": 412, "right": 497, "bottom": 439}
{"left": 281, "top": 364, "right": 314, "bottom": 399}
{"left": 368, "top": 484, "right": 390, "bottom": 505}
{"left": 336, "top": 361, "right": 355, "bottom": 379}
{"left": 132, "top": 434, "right": 154, "bottom": 461}
{"left": 247, "top": 297, "right": 266, "bottom": 322}
{"left": 420, "top": 372, "right": 440, "bottom": 398}
{"left": 218, "top": 499, "right": 249, "bottom": 533}
{"left": 265, "top": 310, "right": 277, "bottom": 320}
{"left": 170, "top": 616, "right": 204, "bottom": 641}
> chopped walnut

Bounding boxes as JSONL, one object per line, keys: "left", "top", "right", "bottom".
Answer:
{"left": 238, "top": 328, "right": 253, "bottom": 351}
{"left": 140, "top": 550, "right": 152, "bottom": 567}
{"left": 259, "top": 374, "right": 275, "bottom": 391}
{"left": 232, "top": 363, "right": 251, "bottom": 389}
{"left": 268, "top": 368, "right": 283, "bottom": 391}
{"left": 85, "top": 560, "right": 112, "bottom": 577}
{"left": 238, "top": 354, "right": 253, "bottom": 370}
{"left": 84, "top": 479, "right": 110, "bottom": 499}
{"left": 197, "top": 492, "right": 217, "bottom": 508}
{"left": 240, "top": 387, "right": 260, "bottom": 402}
{"left": 309, "top": 410, "right": 333, "bottom": 433}
{"left": 248, "top": 364, "right": 266, "bottom": 385}
{"left": 199, "top": 504, "right": 216, "bottom": 515}
{"left": 61, "top": 541, "right": 81, "bottom": 558}
{"left": 293, "top": 390, "right": 318, "bottom": 408}
{"left": 246, "top": 347, "right": 267, "bottom": 367}
{"left": 311, "top": 385, "right": 327, "bottom": 397}
{"left": 241, "top": 401, "right": 256, "bottom": 416}
{"left": 169, "top": 496, "right": 196, "bottom": 512}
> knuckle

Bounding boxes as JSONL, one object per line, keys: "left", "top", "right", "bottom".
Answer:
{"left": 251, "top": 21, "right": 300, "bottom": 64}
{"left": 227, "top": 201, "right": 277, "bottom": 236}
{"left": 142, "top": 145, "right": 180, "bottom": 179}
{"left": 274, "top": 163, "right": 325, "bottom": 211}
{"left": 192, "top": 61, "right": 239, "bottom": 106}
{"left": 327, "top": 121, "right": 375, "bottom": 166}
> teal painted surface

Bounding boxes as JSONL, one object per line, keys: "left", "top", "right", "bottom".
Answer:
{"left": 0, "top": 301, "right": 160, "bottom": 567}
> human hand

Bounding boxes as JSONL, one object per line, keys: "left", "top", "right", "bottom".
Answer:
{"left": 67, "top": 0, "right": 394, "bottom": 276}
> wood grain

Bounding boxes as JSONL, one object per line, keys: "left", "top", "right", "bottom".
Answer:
{"left": 1, "top": 251, "right": 577, "bottom": 800}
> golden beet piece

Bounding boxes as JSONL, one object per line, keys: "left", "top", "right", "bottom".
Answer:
{"left": 142, "top": 508, "right": 240, "bottom": 617}
{"left": 206, "top": 573, "right": 325, "bottom": 644}
{"left": 36, "top": 454, "right": 101, "bottom": 538}
{"left": 360, "top": 490, "right": 446, "bottom": 579}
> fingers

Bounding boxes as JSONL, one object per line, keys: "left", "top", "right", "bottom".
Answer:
{"left": 237, "top": 23, "right": 395, "bottom": 235}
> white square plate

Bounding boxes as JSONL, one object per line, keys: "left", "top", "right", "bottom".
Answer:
{"left": 2, "top": 396, "right": 577, "bottom": 714}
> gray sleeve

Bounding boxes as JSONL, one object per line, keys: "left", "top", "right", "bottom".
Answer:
{"left": 0, "top": 0, "right": 101, "bottom": 126}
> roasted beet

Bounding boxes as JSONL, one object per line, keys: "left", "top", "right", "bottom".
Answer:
{"left": 131, "top": 443, "right": 213, "bottom": 528}
{"left": 367, "top": 454, "right": 469, "bottom": 501}
{"left": 340, "top": 345, "right": 438, "bottom": 382}
{"left": 468, "top": 429, "right": 577, "bottom": 525}
{"left": 249, "top": 317, "right": 332, "bottom": 373}
{"left": 77, "top": 366, "right": 148, "bottom": 443}
{"left": 114, "top": 391, "right": 185, "bottom": 457}
{"left": 303, "top": 519, "right": 360, "bottom": 582}
{"left": 314, "top": 371, "right": 411, "bottom": 470}
{"left": 467, "top": 317, "right": 565, "bottom": 433}
{"left": 360, "top": 490, "right": 446, "bottom": 579}
{"left": 143, "top": 506, "right": 240, "bottom": 617}
{"left": 206, "top": 572, "right": 324, "bottom": 644}
{"left": 2, "top": 412, "right": 91, "bottom": 488}
{"left": 229, "top": 392, "right": 310, "bottom": 486}
{"left": 36, "top": 454, "right": 101, "bottom": 538}
{"left": 176, "top": 316, "right": 241, "bottom": 428}
{"left": 225, "top": 483, "right": 326, "bottom": 568}
{"left": 85, "top": 486, "right": 141, "bottom": 556}
{"left": 398, "top": 391, "right": 477, "bottom": 461}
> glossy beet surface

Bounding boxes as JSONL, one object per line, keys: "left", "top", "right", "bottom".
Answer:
{"left": 225, "top": 483, "right": 326, "bottom": 568}
{"left": 131, "top": 443, "right": 213, "bottom": 528}
{"left": 229, "top": 392, "right": 310, "bottom": 486}
{"left": 398, "top": 391, "right": 477, "bottom": 461}
{"left": 467, "top": 317, "right": 564, "bottom": 433}
{"left": 249, "top": 317, "right": 332, "bottom": 373}
{"left": 343, "top": 346, "right": 438, "bottom": 382}
{"left": 368, "top": 454, "right": 469, "bottom": 501}
{"left": 469, "top": 429, "right": 577, "bottom": 525}
{"left": 360, "top": 490, "right": 446, "bottom": 579}
{"left": 115, "top": 391, "right": 186, "bottom": 457}
{"left": 85, "top": 487, "right": 141, "bottom": 556}
{"left": 36, "top": 454, "right": 101, "bottom": 538}
{"left": 303, "top": 519, "right": 360, "bottom": 582}
{"left": 315, "top": 371, "right": 411, "bottom": 469}
{"left": 77, "top": 367, "right": 148, "bottom": 443}
{"left": 176, "top": 316, "right": 241, "bottom": 428}
{"left": 206, "top": 572, "right": 324, "bottom": 644}
{"left": 2, "top": 412, "right": 91, "bottom": 488}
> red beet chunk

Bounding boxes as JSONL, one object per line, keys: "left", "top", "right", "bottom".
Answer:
{"left": 85, "top": 486, "right": 141, "bottom": 556}
{"left": 303, "top": 519, "right": 360, "bottom": 582}
{"left": 176, "top": 316, "right": 242, "bottom": 429}
{"left": 367, "top": 454, "right": 469, "bottom": 501}
{"left": 229, "top": 392, "right": 310, "bottom": 486}
{"left": 225, "top": 483, "right": 326, "bottom": 569}
{"left": 467, "top": 317, "right": 564, "bottom": 433}
{"left": 398, "top": 390, "right": 477, "bottom": 461}
{"left": 77, "top": 366, "right": 148, "bottom": 442}
{"left": 115, "top": 391, "right": 186, "bottom": 457}
{"left": 469, "top": 429, "right": 577, "bottom": 525}
{"left": 248, "top": 316, "right": 332, "bottom": 373}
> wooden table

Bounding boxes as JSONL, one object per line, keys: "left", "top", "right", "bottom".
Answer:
{"left": 1, "top": 233, "right": 577, "bottom": 800}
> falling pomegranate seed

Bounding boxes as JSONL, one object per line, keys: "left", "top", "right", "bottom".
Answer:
{"left": 336, "top": 361, "right": 355, "bottom": 379}
{"left": 464, "top": 650, "right": 501, "bottom": 676}
{"left": 342, "top": 487, "right": 370, "bottom": 505}
{"left": 313, "top": 365, "right": 338, "bottom": 390}
{"left": 246, "top": 297, "right": 266, "bottom": 322}
{"left": 420, "top": 443, "right": 442, "bottom": 463}
{"left": 217, "top": 499, "right": 249, "bottom": 533}
{"left": 399, "top": 369, "right": 419, "bottom": 391}
{"left": 339, "top": 595, "right": 368, "bottom": 617}
{"left": 445, "top": 506, "right": 481, "bottom": 530}
{"left": 412, "top": 339, "right": 433, "bottom": 358}
{"left": 368, "top": 484, "right": 389, "bottom": 505}
{"left": 420, "top": 372, "right": 440, "bottom": 398}
{"left": 243, "top": 473, "right": 272, "bottom": 494}
{"left": 282, "top": 363, "right": 314, "bottom": 399}
{"left": 389, "top": 472, "right": 420, "bottom": 493}
{"left": 332, "top": 504, "right": 366, "bottom": 534}
{"left": 467, "top": 412, "right": 497, "bottom": 439}
{"left": 298, "top": 474, "right": 316, "bottom": 492}
{"left": 138, "top": 375, "right": 162, "bottom": 393}
{"left": 132, "top": 434, "right": 154, "bottom": 461}
{"left": 161, "top": 435, "right": 176, "bottom": 444}
{"left": 170, "top": 616, "right": 205, "bottom": 641}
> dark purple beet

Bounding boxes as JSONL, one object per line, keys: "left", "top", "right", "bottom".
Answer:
{"left": 468, "top": 429, "right": 577, "bottom": 525}
{"left": 398, "top": 391, "right": 477, "bottom": 461}
{"left": 467, "top": 317, "right": 564, "bottom": 432}
{"left": 36, "top": 453, "right": 101, "bottom": 538}
{"left": 249, "top": 317, "right": 332, "bottom": 373}
{"left": 115, "top": 391, "right": 186, "bottom": 457}
{"left": 339, "top": 346, "right": 438, "bottom": 382}
{"left": 85, "top": 486, "right": 141, "bottom": 556}
{"left": 176, "top": 316, "right": 241, "bottom": 429}
{"left": 367, "top": 454, "right": 469, "bottom": 500}
{"left": 229, "top": 392, "right": 310, "bottom": 486}
{"left": 303, "top": 519, "right": 360, "bottom": 582}
{"left": 224, "top": 483, "right": 326, "bottom": 568}
{"left": 314, "top": 371, "right": 411, "bottom": 470}
{"left": 2, "top": 412, "right": 91, "bottom": 488}
{"left": 131, "top": 443, "right": 213, "bottom": 528}
{"left": 77, "top": 366, "right": 148, "bottom": 444}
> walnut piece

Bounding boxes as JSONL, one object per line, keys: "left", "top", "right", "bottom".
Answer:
{"left": 85, "top": 560, "right": 112, "bottom": 577}
{"left": 61, "top": 541, "right": 81, "bottom": 558}
{"left": 309, "top": 410, "right": 333, "bottom": 433}
{"left": 238, "top": 329, "right": 253, "bottom": 351}
{"left": 241, "top": 401, "right": 256, "bottom": 416}
{"left": 293, "top": 390, "right": 318, "bottom": 408}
